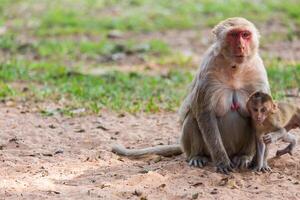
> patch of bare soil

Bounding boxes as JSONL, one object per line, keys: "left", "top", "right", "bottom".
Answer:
{"left": 0, "top": 103, "right": 300, "bottom": 200}
{"left": 261, "top": 40, "right": 300, "bottom": 63}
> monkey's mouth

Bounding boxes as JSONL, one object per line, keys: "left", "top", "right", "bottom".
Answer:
{"left": 234, "top": 55, "right": 245, "bottom": 58}
{"left": 234, "top": 55, "right": 246, "bottom": 63}
{"left": 256, "top": 119, "right": 264, "bottom": 124}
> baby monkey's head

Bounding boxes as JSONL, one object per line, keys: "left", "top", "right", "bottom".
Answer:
{"left": 246, "top": 91, "right": 277, "bottom": 124}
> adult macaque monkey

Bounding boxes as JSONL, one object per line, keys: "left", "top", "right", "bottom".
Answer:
{"left": 112, "top": 17, "right": 270, "bottom": 174}
{"left": 246, "top": 91, "right": 299, "bottom": 172}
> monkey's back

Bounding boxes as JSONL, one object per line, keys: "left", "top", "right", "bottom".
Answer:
{"left": 270, "top": 102, "right": 297, "bottom": 127}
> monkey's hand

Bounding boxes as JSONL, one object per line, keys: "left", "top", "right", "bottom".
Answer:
{"left": 215, "top": 158, "right": 234, "bottom": 174}
{"left": 262, "top": 133, "right": 277, "bottom": 144}
{"left": 253, "top": 163, "right": 272, "bottom": 173}
{"left": 232, "top": 155, "right": 252, "bottom": 169}
{"left": 263, "top": 128, "right": 287, "bottom": 144}
{"left": 188, "top": 156, "right": 209, "bottom": 168}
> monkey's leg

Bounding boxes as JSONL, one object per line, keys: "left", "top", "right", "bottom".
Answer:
{"left": 253, "top": 138, "right": 266, "bottom": 172}
{"left": 261, "top": 145, "right": 272, "bottom": 172}
{"left": 196, "top": 112, "right": 233, "bottom": 174}
{"left": 232, "top": 130, "right": 255, "bottom": 169}
{"left": 181, "top": 114, "right": 209, "bottom": 168}
{"left": 276, "top": 133, "right": 297, "bottom": 157}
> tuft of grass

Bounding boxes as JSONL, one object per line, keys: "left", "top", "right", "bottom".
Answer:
{"left": 145, "top": 52, "right": 194, "bottom": 68}
{"left": 267, "top": 64, "right": 300, "bottom": 99}
{"left": 0, "top": 34, "right": 17, "bottom": 52}
{"left": 0, "top": 82, "right": 16, "bottom": 99}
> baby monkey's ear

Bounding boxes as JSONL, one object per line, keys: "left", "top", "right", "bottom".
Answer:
{"left": 271, "top": 102, "right": 278, "bottom": 114}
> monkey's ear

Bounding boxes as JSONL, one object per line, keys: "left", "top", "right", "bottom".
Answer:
{"left": 212, "top": 26, "right": 219, "bottom": 36}
{"left": 212, "top": 23, "right": 224, "bottom": 38}
{"left": 245, "top": 97, "right": 251, "bottom": 112}
{"left": 248, "top": 91, "right": 256, "bottom": 98}
{"left": 247, "top": 91, "right": 259, "bottom": 101}
{"left": 271, "top": 103, "right": 278, "bottom": 113}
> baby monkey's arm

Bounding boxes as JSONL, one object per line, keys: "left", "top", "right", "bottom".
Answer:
{"left": 263, "top": 128, "right": 297, "bottom": 157}
{"left": 263, "top": 128, "right": 287, "bottom": 144}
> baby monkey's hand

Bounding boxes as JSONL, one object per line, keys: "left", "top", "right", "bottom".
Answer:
{"left": 262, "top": 133, "right": 276, "bottom": 144}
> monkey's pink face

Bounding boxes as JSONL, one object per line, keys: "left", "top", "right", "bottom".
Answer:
{"left": 226, "top": 28, "right": 252, "bottom": 63}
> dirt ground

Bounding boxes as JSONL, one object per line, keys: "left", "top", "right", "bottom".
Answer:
{"left": 0, "top": 102, "right": 299, "bottom": 200}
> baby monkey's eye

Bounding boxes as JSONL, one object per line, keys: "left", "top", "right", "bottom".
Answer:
{"left": 261, "top": 107, "right": 266, "bottom": 113}
{"left": 253, "top": 108, "right": 258, "bottom": 112}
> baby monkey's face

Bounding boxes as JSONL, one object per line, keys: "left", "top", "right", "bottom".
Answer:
{"left": 246, "top": 91, "right": 276, "bottom": 125}
{"left": 248, "top": 102, "right": 273, "bottom": 124}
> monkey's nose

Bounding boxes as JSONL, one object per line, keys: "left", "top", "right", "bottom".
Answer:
{"left": 238, "top": 45, "right": 245, "bottom": 51}
{"left": 257, "top": 116, "right": 262, "bottom": 121}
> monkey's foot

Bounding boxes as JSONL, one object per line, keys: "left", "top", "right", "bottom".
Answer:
{"left": 188, "top": 156, "right": 208, "bottom": 168}
{"left": 215, "top": 161, "right": 234, "bottom": 175}
{"left": 253, "top": 164, "right": 272, "bottom": 173}
{"left": 276, "top": 145, "right": 293, "bottom": 157}
{"left": 232, "top": 155, "right": 251, "bottom": 169}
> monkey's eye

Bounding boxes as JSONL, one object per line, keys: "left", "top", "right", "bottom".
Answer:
{"left": 242, "top": 31, "right": 251, "bottom": 39}
{"left": 229, "top": 32, "right": 239, "bottom": 37}
{"left": 253, "top": 108, "right": 258, "bottom": 112}
{"left": 261, "top": 107, "right": 266, "bottom": 113}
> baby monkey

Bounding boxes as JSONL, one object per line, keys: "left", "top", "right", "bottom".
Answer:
{"left": 246, "top": 91, "right": 299, "bottom": 172}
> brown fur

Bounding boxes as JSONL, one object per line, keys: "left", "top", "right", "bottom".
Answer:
{"left": 247, "top": 91, "right": 300, "bottom": 172}
{"left": 112, "top": 17, "right": 270, "bottom": 174}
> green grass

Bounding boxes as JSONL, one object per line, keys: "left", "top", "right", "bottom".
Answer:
{"left": 0, "top": 32, "right": 170, "bottom": 55}
{"left": 268, "top": 64, "right": 300, "bottom": 99}
{"left": 2, "top": 0, "right": 300, "bottom": 35}
{"left": 0, "top": 81, "right": 15, "bottom": 98}
{"left": 0, "top": 59, "right": 299, "bottom": 114}
{"left": 0, "top": 0, "right": 299, "bottom": 114}
{"left": 0, "top": 60, "right": 193, "bottom": 114}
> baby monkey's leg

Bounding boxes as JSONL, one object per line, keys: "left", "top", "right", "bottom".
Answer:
{"left": 253, "top": 137, "right": 270, "bottom": 172}
{"left": 276, "top": 133, "right": 297, "bottom": 157}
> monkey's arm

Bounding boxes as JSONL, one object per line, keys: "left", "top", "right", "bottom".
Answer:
{"left": 196, "top": 111, "right": 232, "bottom": 174}
{"left": 178, "top": 77, "right": 198, "bottom": 124}
{"left": 263, "top": 128, "right": 287, "bottom": 144}
{"left": 112, "top": 144, "right": 182, "bottom": 157}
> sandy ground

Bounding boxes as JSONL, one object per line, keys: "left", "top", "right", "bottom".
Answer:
{"left": 0, "top": 104, "right": 299, "bottom": 200}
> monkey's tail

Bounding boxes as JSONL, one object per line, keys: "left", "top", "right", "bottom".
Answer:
{"left": 112, "top": 144, "right": 182, "bottom": 157}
